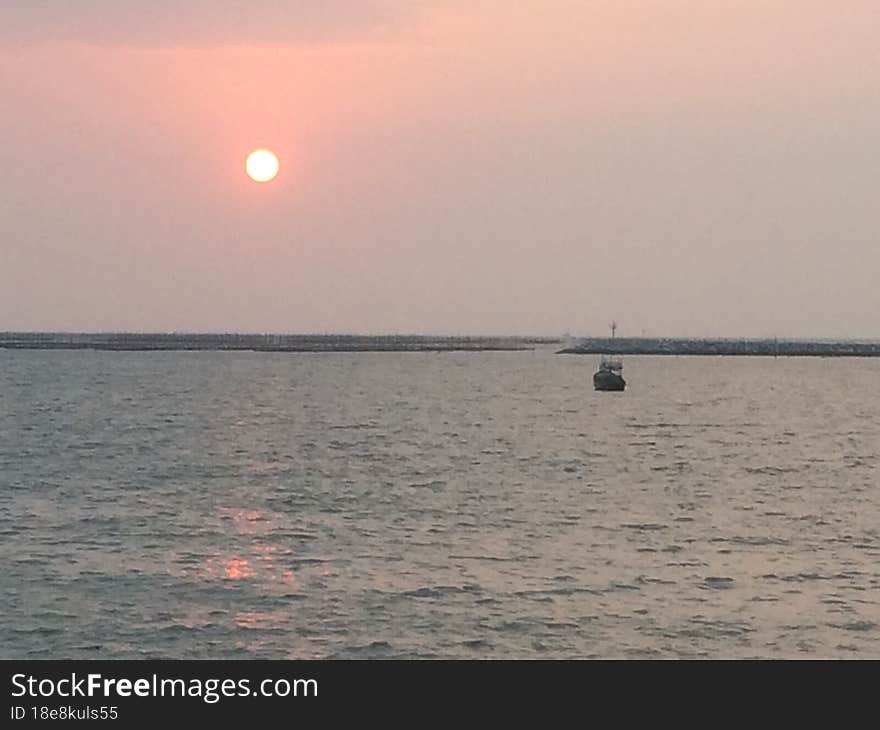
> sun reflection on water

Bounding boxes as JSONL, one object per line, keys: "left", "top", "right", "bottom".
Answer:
{"left": 203, "top": 507, "right": 309, "bottom": 590}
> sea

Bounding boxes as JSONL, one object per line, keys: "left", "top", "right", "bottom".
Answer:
{"left": 1, "top": 346, "right": 878, "bottom": 658}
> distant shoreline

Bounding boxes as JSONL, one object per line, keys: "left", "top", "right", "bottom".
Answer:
{"left": 2, "top": 332, "right": 879, "bottom": 356}
{"left": 0, "top": 332, "right": 553, "bottom": 353}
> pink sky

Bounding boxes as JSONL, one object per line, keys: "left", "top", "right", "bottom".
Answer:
{"left": 2, "top": 2, "right": 879, "bottom": 336}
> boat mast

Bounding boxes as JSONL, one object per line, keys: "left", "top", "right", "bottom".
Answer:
{"left": 603, "top": 321, "right": 620, "bottom": 366}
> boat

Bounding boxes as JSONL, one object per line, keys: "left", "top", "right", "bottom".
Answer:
{"left": 593, "top": 357, "right": 625, "bottom": 391}
{"left": 593, "top": 321, "right": 626, "bottom": 391}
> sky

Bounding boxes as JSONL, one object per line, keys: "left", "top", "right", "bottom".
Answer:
{"left": 1, "top": 1, "right": 878, "bottom": 337}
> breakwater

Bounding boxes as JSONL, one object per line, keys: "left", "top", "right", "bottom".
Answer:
{"left": 558, "top": 337, "right": 880, "bottom": 357}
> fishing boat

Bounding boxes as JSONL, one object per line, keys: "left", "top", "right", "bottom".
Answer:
{"left": 593, "top": 357, "right": 625, "bottom": 391}
{"left": 593, "top": 321, "right": 626, "bottom": 391}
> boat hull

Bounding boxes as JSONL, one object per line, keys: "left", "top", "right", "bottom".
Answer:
{"left": 593, "top": 371, "right": 626, "bottom": 391}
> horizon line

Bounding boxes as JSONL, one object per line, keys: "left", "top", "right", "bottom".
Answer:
{"left": 2, "top": 330, "right": 879, "bottom": 343}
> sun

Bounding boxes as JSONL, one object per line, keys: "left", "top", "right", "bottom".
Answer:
{"left": 245, "top": 149, "right": 279, "bottom": 183}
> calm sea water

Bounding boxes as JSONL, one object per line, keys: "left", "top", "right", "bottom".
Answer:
{"left": 1, "top": 349, "right": 878, "bottom": 658}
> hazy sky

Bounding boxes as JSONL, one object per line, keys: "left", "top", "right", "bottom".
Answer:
{"left": 2, "top": 1, "right": 878, "bottom": 337}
